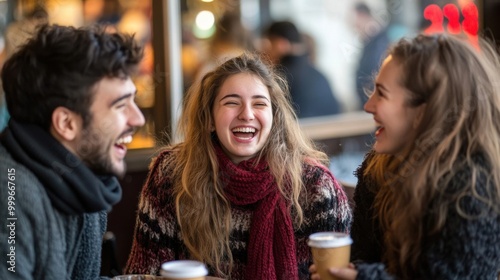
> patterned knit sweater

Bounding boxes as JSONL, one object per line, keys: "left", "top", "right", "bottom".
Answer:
{"left": 125, "top": 149, "right": 352, "bottom": 279}
{"left": 351, "top": 151, "right": 500, "bottom": 279}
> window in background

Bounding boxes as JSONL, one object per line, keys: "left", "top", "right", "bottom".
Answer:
{"left": 1, "top": 0, "right": 155, "bottom": 149}
{"left": 263, "top": 0, "right": 482, "bottom": 185}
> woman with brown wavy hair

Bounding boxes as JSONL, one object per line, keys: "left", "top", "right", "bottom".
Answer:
{"left": 312, "top": 33, "right": 500, "bottom": 279}
{"left": 125, "top": 52, "right": 352, "bottom": 279}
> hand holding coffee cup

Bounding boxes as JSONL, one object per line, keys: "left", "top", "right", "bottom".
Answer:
{"left": 308, "top": 232, "right": 353, "bottom": 280}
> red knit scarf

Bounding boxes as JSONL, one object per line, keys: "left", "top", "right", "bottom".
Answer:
{"left": 215, "top": 144, "right": 299, "bottom": 280}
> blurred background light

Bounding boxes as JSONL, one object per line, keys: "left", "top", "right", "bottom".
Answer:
{"left": 193, "top": 10, "right": 215, "bottom": 39}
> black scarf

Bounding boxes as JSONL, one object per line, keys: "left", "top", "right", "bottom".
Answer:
{"left": 1, "top": 119, "right": 122, "bottom": 215}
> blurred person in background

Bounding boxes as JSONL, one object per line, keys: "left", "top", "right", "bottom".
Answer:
{"left": 353, "top": 2, "right": 390, "bottom": 109}
{"left": 125, "top": 53, "right": 351, "bottom": 279}
{"left": 263, "top": 20, "right": 341, "bottom": 118}
{"left": 0, "top": 24, "right": 145, "bottom": 279}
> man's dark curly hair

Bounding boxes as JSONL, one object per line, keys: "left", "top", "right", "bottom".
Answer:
{"left": 1, "top": 24, "right": 144, "bottom": 129}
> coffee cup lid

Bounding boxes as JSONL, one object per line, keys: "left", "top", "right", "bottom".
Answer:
{"left": 160, "top": 260, "right": 208, "bottom": 278}
{"left": 307, "top": 232, "right": 353, "bottom": 248}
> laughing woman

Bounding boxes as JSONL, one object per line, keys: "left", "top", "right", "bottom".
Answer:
{"left": 125, "top": 53, "right": 352, "bottom": 280}
{"left": 312, "top": 34, "right": 500, "bottom": 280}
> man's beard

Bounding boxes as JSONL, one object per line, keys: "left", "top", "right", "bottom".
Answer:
{"left": 77, "top": 124, "right": 124, "bottom": 178}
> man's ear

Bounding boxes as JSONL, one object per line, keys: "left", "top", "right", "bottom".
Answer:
{"left": 50, "top": 107, "right": 81, "bottom": 141}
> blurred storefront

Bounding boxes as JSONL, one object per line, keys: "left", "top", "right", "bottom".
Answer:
{"left": 0, "top": 0, "right": 495, "bottom": 153}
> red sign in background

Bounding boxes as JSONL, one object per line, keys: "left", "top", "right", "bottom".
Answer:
{"left": 423, "top": 2, "right": 479, "bottom": 46}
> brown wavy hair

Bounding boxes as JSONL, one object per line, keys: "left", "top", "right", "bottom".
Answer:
{"left": 364, "top": 34, "right": 500, "bottom": 278}
{"left": 167, "top": 52, "right": 328, "bottom": 275}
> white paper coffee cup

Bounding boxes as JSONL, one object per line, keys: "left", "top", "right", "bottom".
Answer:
{"left": 308, "top": 232, "right": 353, "bottom": 280}
{"left": 160, "top": 260, "right": 208, "bottom": 280}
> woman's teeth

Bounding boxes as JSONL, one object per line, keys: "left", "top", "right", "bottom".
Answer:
{"left": 375, "top": 126, "right": 384, "bottom": 136}
{"left": 232, "top": 127, "right": 256, "bottom": 133}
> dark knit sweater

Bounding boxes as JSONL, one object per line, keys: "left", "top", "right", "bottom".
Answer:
{"left": 0, "top": 144, "right": 108, "bottom": 280}
{"left": 0, "top": 121, "right": 121, "bottom": 280}
{"left": 125, "top": 149, "right": 352, "bottom": 279}
{"left": 351, "top": 152, "right": 500, "bottom": 279}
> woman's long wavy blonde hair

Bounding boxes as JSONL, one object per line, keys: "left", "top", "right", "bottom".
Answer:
{"left": 364, "top": 34, "right": 500, "bottom": 278}
{"left": 167, "top": 52, "right": 328, "bottom": 275}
